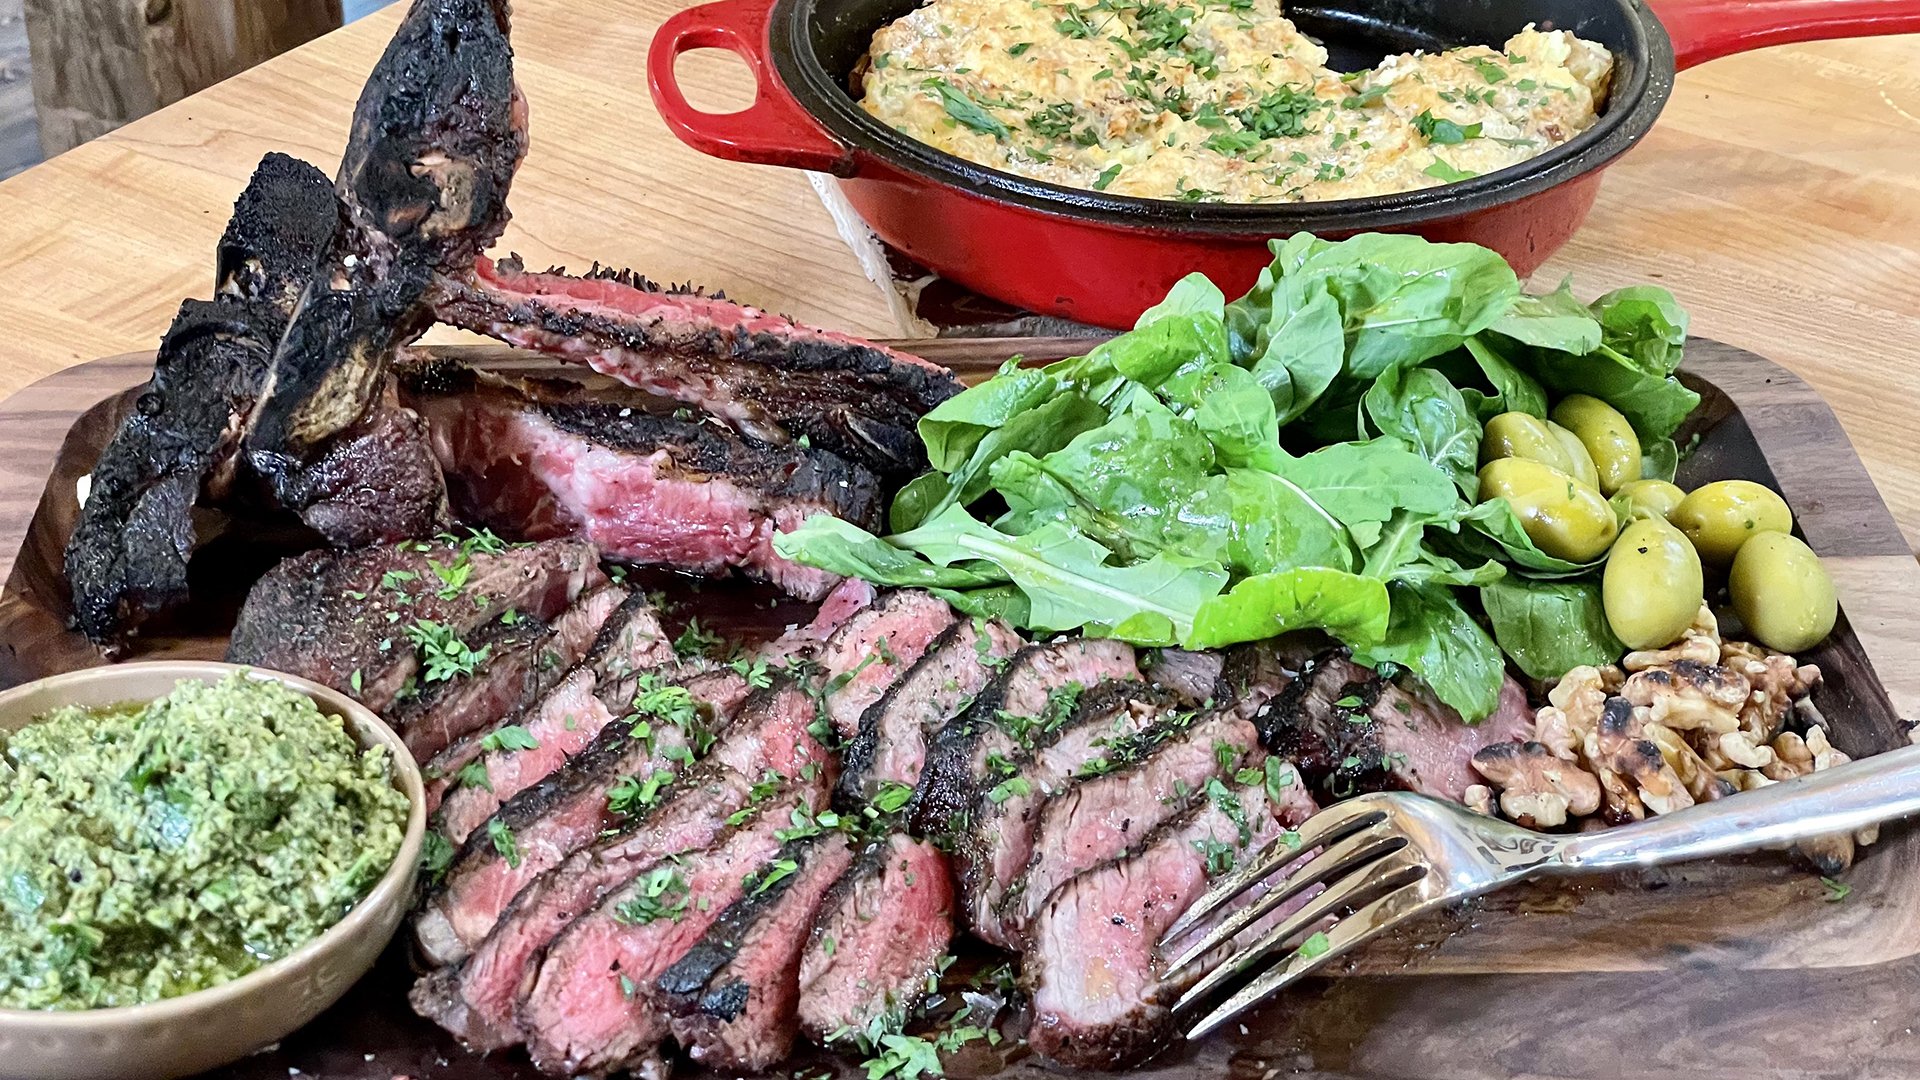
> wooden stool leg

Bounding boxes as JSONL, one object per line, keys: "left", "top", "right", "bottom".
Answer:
{"left": 24, "top": 0, "right": 343, "bottom": 156}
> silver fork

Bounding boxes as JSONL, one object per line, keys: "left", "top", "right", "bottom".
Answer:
{"left": 1159, "top": 741, "right": 1920, "bottom": 1040}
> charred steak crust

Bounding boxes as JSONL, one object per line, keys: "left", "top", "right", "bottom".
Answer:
{"left": 655, "top": 833, "right": 857, "bottom": 1071}
{"left": 215, "top": 152, "right": 340, "bottom": 310}
{"left": 432, "top": 254, "right": 962, "bottom": 481}
{"left": 835, "top": 615, "right": 1022, "bottom": 807}
{"left": 65, "top": 298, "right": 286, "bottom": 646}
{"left": 226, "top": 537, "right": 600, "bottom": 712}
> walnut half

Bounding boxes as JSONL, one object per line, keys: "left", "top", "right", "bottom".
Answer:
{"left": 1471, "top": 741, "right": 1603, "bottom": 828}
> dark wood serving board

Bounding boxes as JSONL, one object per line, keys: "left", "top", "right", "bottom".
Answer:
{"left": 3, "top": 338, "right": 1919, "bottom": 1080}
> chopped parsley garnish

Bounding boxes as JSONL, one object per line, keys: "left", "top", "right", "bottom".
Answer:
{"left": 420, "top": 831, "right": 456, "bottom": 884}
{"left": 1233, "top": 84, "right": 1318, "bottom": 139}
{"left": 630, "top": 673, "right": 700, "bottom": 728}
{"left": 487, "top": 818, "right": 521, "bottom": 869}
{"left": 1424, "top": 157, "right": 1479, "bottom": 182}
{"left": 857, "top": 1024, "right": 990, "bottom": 1080}
{"left": 1205, "top": 778, "right": 1252, "bottom": 844}
{"left": 729, "top": 656, "right": 774, "bottom": 688}
{"left": 453, "top": 759, "right": 492, "bottom": 793}
{"left": 427, "top": 554, "right": 472, "bottom": 600}
{"left": 613, "top": 867, "right": 691, "bottom": 925}
{"left": 986, "top": 776, "right": 1032, "bottom": 804}
{"left": 380, "top": 569, "right": 417, "bottom": 592}
{"left": 672, "top": 618, "right": 726, "bottom": 660}
{"left": 1296, "top": 930, "right": 1332, "bottom": 960}
{"left": 607, "top": 771, "right": 672, "bottom": 815}
{"left": 1821, "top": 876, "right": 1852, "bottom": 902}
{"left": 479, "top": 724, "right": 539, "bottom": 753}
{"left": 748, "top": 858, "right": 800, "bottom": 895}
{"left": 1203, "top": 130, "right": 1262, "bottom": 156}
{"left": 1413, "top": 110, "right": 1482, "bottom": 145}
{"left": 1093, "top": 163, "right": 1123, "bottom": 190}
{"left": 923, "top": 77, "right": 1009, "bottom": 138}
{"left": 405, "top": 619, "right": 490, "bottom": 682}
{"left": 872, "top": 781, "right": 915, "bottom": 814}
{"left": 1195, "top": 837, "right": 1236, "bottom": 875}
{"left": 1470, "top": 56, "right": 1507, "bottom": 82}
{"left": 1343, "top": 83, "right": 1390, "bottom": 109}
{"left": 1007, "top": 41, "right": 1033, "bottom": 55}
{"left": 1025, "top": 102, "right": 1079, "bottom": 139}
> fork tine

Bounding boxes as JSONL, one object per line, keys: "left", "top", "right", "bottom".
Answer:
{"left": 1159, "top": 797, "right": 1390, "bottom": 945}
{"left": 1166, "top": 846, "right": 1427, "bottom": 1023}
{"left": 1159, "top": 817, "right": 1406, "bottom": 979}
{"left": 1179, "top": 872, "right": 1429, "bottom": 1041}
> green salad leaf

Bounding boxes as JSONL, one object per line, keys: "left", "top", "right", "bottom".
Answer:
{"left": 1479, "top": 577, "right": 1624, "bottom": 681}
{"left": 778, "top": 232, "right": 1697, "bottom": 727}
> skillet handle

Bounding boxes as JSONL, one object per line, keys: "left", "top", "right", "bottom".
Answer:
{"left": 1647, "top": 0, "right": 1920, "bottom": 70}
{"left": 648, "top": 0, "right": 856, "bottom": 176}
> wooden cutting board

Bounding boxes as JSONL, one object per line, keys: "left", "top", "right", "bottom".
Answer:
{"left": 2, "top": 338, "right": 1918, "bottom": 1080}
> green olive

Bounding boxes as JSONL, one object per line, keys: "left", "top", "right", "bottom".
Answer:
{"left": 1477, "top": 457, "right": 1620, "bottom": 563}
{"left": 1546, "top": 419, "right": 1603, "bottom": 491}
{"left": 1480, "top": 412, "right": 1579, "bottom": 476}
{"left": 1672, "top": 480, "right": 1794, "bottom": 565}
{"left": 1551, "top": 394, "right": 1643, "bottom": 494}
{"left": 1615, "top": 479, "right": 1687, "bottom": 523}
{"left": 1603, "top": 517, "right": 1705, "bottom": 650}
{"left": 1729, "top": 532, "right": 1836, "bottom": 653}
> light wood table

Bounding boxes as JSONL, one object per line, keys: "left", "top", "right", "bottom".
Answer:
{"left": 0, "top": 5, "right": 1917, "bottom": 1077}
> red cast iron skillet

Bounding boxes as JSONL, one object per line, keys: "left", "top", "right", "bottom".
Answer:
{"left": 651, "top": 0, "right": 1920, "bottom": 329}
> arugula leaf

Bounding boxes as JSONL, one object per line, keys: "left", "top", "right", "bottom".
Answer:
{"left": 1480, "top": 577, "right": 1624, "bottom": 681}
{"left": 1641, "top": 436, "right": 1679, "bottom": 482}
{"left": 1449, "top": 498, "right": 1602, "bottom": 576}
{"left": 1488, "top": 278, "right": 1603, "bottom": 354}
{"left": 1162, "top": 362, "right": 1279, "bottom": 468}
{"left": 1591, "top": 285, "right": 1688, "bottom": 375}
{"left": 890, "top": 391, "right": 1107, "bottom": 531}
{"left": 1220, "top": 469, "right": 1356, "bottom": 576}
{"left": 1351, "top": 582, "right": 1505, "bottom": 722}
{"left": 1459, "top": 336, "right": 1549, "bottom": 419}
{"left": 1518, "top": 341, "right": 1702, "bottom": 441}
{"left": 773, "top": 516, "right": 1007, "bottom": 590}
{"left": 917, "top": 361, "right": 1059, "bottom": 472}
{"left": 1364, "top": 366, "right": 1481, "bottom": 497}
{"left": 1186, "top": 568, "right": 1389, "bottom": 649}
{"left": 890, "top": 508, "right": 1227, "bottom": 644}
{"left": 1265, "top": 440, "right": 1461, "bottom": 548}
{"left": 1243, "top": 277, "right": 1345, "bottom": 422}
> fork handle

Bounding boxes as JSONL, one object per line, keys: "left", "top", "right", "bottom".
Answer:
{"left": 1551, "top": 742, "right": 1920, "bottom": 872}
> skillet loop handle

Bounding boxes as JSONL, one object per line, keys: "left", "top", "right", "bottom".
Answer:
{"left": 1647, "top": 0, "right": 1920, "bottom": 70}
{"left": 648, "top": 0, "right": 856, "bottom": 176}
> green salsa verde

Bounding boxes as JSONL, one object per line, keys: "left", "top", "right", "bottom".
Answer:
{"left": 0, "top": 673, "right": 408, "bottom": 1010}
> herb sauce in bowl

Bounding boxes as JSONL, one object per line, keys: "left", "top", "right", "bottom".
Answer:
{"left": 0, "top": 672, "right": 409, "bottom": 1010}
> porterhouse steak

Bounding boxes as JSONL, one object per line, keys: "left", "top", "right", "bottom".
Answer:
{"left": 398, "top": 358, "right": 884, "bottom": 600}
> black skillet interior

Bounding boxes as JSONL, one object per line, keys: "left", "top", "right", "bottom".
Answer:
{"left": 771, "top": 0, "right": 1677, "bottom": 229}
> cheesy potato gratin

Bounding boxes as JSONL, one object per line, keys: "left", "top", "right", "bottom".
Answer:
{"left": 858, "top": 0, "right": 1613, "bottom": 202}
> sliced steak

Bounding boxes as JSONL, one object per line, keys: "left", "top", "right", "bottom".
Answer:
{"left": 756, "top": 576, "right": 876, "bottom": 665}
{"left": 423, "top": 584, "right": 637, "bottom": 812}
{"left": 959, "top": 681, "right": 1174, "bottom": 948}
{"left": 814, "top": 590, "right": 959, "bottom": 741}
{"left": 837, "top": 616, "right": 1024, "bottom": 806}
{"left": 1008, "top": 710, "right": 1287, "bottom": 941}
{"left": 399, "top": 358, "right": 881, "bottom": 600}
{"left": 414, "top": 670, "right": 752, "bottom": 967}
{"left": 1257, "top": 651, "right": 1532, "bottom": 802}
{"left": 433, "top": 254, "right": 962, "bottom": 482}
{"left": 796, "top": 832, "right": 955, "bottom": 1044}
{"left": 1144, "top": 648, "right": 1227, "bottom": 705}
{"left": 432, "top": 588, "right": 672, "bottom": 814}
{"left": 227, "top": 537, "right": 601, "bottom": 711}
{"left": 385, "top": 615, "right": 559, "bottom": 761}
{"left": 409, "top": 679, "right": 830, "bottom": 1049}
{"left": 913, "top": 638, "right": 1139, "bottom": 836}
{"left": 518, "top": 787, "right": 812, "bottom": 1076}
{"left": 1024, "top": 779, "right": 1287, "bottom": 1070}
{"left": 655, "top": 833, "right": 857, "bottom": 1071}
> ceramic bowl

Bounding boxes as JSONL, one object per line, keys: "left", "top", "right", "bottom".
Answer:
{"left": 0, "top": 661, "right": 425, "bottom": 1080}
